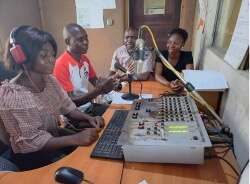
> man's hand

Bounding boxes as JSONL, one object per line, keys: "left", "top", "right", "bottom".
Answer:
{"left": 109, "top": 73, "right": 126, "bottom": 80}
{"left": 170, "top": 80, "right": 184, "bottom": 92}
{"left": 97, "top": 78, "right": 115, "bottom": 94}
{"left": 88, "top": 116, "right": 105, "bottom": 131}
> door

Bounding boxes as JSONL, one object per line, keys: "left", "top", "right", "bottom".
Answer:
{"left": 129, "top": 0, "right": 182, "bottom": 50}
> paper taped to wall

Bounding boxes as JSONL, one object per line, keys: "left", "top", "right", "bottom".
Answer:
{"left": 75, "top": 0, "right": 116, "bottom": 28}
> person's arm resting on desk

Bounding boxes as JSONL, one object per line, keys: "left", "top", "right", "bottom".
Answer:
{"left": 46, "top": 77, "right": 105, "bottom": 151}
{"left": 155, "top": 62, "right": 171, "bottom": 86}
{"left": 0, "top": 84, "right": 100, "bottom": 153}
{"left": 67, "top": 79, "right": 113, "bottom": 107}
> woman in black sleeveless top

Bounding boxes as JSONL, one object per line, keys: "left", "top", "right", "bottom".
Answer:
{"left": 155, "top": 28, "right": 193, "bottom": 91}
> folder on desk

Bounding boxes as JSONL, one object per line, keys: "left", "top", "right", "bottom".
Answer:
{"left": 183, "top": 70, "right": 228, "bottom": 91}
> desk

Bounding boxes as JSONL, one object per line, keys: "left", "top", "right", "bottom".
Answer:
{"left": 0, "top": 81, "right": 238, "bottom": 184}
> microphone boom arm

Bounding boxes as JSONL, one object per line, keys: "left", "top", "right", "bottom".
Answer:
{"left": 139, "top": 25, "right": 223, "bottom": 125}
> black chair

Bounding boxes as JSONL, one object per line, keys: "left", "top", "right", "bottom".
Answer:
{"left": 0, "top": 157, "right": 18, "bottom": 172}
{"left": 0, "top": 120, "right": 19, "bottom": 172}
{"left": 0, "top": 62, "right": 17, "bottom": 82}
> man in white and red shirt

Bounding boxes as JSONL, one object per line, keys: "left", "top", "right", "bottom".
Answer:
{"left": 54, "top": 23, "right": 114, "bottom": 114}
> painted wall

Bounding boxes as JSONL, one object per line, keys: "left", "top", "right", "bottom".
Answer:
{"left": 203, "top": 49, "right": 249, "bottom": 168}
{"left": 179, "top": 0, "right": 196, "bottom": 51}
{"left": 39, "top": 0, "right": 125, "bottom": 76}
{"left": 192, "top": 0, "right": 249, "bottom": 168}
{"left": 0, "top": 0, "right": 42, "bottom": 59}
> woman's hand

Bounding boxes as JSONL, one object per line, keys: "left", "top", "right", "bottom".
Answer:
{"left": 73, "top": 128, "right": 98, "bottom": 146}
{"left": 88, "top": 116, "right": 105, "bottom": 131}
{"left": 170, "top": 80, "right": 184, "bottom": 92}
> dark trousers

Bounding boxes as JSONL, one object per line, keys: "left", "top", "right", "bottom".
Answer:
{"left": 8, "top": 146, "right": 76, "bottom": 171}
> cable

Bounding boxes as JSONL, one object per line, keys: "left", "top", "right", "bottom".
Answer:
{"left": 139, "top": 80, "right": 143, "bottom": 99}
{"left": 237, "top": 160, "right": 249, "bottom": 184}
{"left": 208, "top": 155, "right": 240, "bottom": 176}
{"left": 221, "top": 148, "right": 231, "bottom": 158}
{"left": 214, "top": 147, "right": 230, "bottom": 154}
{"left": 212, "top": 144, "right": 231, "bottom": 148}
{"left": 83, "top": 179, "right": 94, "bottom": 184}
{"left": 119, "top": 161, "right": 125, "bottom": 184}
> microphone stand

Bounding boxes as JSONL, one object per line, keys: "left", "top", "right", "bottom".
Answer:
{"left": 121, "top": 74, "right": 139, "bottom": 100}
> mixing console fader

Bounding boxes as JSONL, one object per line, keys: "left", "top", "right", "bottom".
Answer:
{"left": 118, "top": 96, "right": 211, "bottom": 164}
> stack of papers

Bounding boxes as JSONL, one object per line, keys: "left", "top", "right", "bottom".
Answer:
{"left": 183, "top": 70, "right": 228, "bottom": 91}
{"left": 109, "top": 91, "right": 152, "bottom": 104}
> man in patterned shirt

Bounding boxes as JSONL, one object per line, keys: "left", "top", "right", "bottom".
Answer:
{"left": 109, "top": 27, "right": 155, "bottom": 81}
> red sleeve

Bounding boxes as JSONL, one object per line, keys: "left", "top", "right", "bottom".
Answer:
{"left": 53, "top": 59, "right": 73, "bottom": 92}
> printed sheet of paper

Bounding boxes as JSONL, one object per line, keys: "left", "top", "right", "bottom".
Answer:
{"left": 224, "top": 0, "right": 249, "bottom": 69}
{"left": 75, "top": 0, "right": 104, "bottom": 28}
{"left": 75, "top": 0, "right": 116, "bottom": 28}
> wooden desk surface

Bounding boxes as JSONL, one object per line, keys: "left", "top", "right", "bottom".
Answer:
{"left": 0, "top": 81, "right": 239, "bottom": 184}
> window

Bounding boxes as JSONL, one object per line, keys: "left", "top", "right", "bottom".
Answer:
{"left": 213, "top": 0, "right": 248, "bottom": 70}
{"left": 213, "top": 0, "right": 242, "bottom": 51}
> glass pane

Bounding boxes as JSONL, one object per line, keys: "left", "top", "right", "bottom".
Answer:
{"left": 144, "top": 0, "right": 165, "bottom": 15}
{"left": 213, "top": 0, "right": 242, "bottom": 50}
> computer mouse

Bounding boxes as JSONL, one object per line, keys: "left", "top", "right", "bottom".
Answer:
{"left": 55, "top": 167, "right": 84, "bottom": 184}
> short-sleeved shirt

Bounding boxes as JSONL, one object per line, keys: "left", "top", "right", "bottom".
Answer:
{"left": 110, "top": 45, "right": 154, "bottom": 73}
{"left": 53, "top": 51, "right": 96, "bottom": 97}
{"left": 156, "top": 50, "right": 193, "bottom": 81}
{"left": 0, "top": 75, "right": 76, "bottom": 154}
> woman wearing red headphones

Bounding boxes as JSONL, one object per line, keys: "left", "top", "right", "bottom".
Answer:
{"left": 0, "top": 26, "right": 104, "bottom": 170}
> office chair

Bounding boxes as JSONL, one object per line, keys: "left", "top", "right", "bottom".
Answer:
{"left": 0, "top": 157, "right": 18, "bottom": 172}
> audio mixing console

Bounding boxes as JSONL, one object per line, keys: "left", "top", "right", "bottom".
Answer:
{"left": 118, "top": 96, "right": 211, "bottom": 164}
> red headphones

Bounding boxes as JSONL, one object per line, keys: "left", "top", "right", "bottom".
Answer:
{"left": 9, "top": 26, "right": 27, "bottom": 64}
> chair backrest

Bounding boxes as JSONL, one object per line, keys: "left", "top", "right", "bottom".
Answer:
{"left": 0, "top": 62, "right": 17, "bottom": 83}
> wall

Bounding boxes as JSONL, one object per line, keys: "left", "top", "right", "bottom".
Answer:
{"left": 39, "top": 0, "right": 125, "bottom": 76}
{"left": 179, "top": 0, "right": 196, "bottom": 51}
{"left": 192, "top": 0, "right": 249, "bottom": 168}
{"left": 203, "top": 49, "right": 249, "bottom": 168}
{"left": 0, "top": 0, "right": 42, "bottom": 59}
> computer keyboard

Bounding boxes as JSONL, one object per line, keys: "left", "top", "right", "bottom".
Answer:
{"left": 90, "top": 110, "right": 128, "bottom": 160}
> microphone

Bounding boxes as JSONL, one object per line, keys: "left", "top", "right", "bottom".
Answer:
{"left": 134, "top": 38, "right": 145, "bottom": 74}
{"left": 114, "top": 62, "right": 127, "bottom": 73}
{"left": 135, "top": 38, "right": 145, "bottom": 61}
